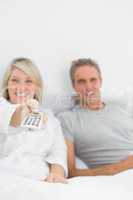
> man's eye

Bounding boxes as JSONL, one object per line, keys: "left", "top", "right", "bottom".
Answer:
{"left": 90, "top": 78, "right": 97, "bottom": 82}
{"left": 77, "top": 80, "right": 86, "bottom": 84}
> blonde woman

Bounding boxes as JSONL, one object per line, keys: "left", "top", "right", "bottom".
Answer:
{"left": 0, "top": 57, "right": 67, "bottom": 183}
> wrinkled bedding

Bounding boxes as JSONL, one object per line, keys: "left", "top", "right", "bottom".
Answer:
{"left": 0, "top": 168, "right": 133, "bottom": 200}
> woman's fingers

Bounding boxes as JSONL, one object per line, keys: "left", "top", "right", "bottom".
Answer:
{"left": 43, "top": 174, "right": 68, "bottom": 184}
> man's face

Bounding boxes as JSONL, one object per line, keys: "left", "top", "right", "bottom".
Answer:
{"left": 73, "top": 65, "right": 102, "bottom": 107}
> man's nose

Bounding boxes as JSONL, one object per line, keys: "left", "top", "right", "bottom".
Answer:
{"left": 86, "top": 82, "right": 93, "bottom": 91}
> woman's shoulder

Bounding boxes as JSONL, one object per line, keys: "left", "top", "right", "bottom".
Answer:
{"left": 0, "top": 97, "right": 10, "bottom": 105}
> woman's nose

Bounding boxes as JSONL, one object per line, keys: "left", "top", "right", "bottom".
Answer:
{"left": 17, "top": 82, "right": 27, "bottom": 90}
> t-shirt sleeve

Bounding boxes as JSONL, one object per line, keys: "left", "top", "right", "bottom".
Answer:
{"left": 57, "top": 112, "right": 74, "bottom": 142}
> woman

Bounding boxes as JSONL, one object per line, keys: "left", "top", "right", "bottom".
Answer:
{"left": 0, "top": 57, "right": 67, "bottom": 183}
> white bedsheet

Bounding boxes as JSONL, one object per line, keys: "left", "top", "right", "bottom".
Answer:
{"left": 0, "top": 169, "right": 133, "bottom": 200}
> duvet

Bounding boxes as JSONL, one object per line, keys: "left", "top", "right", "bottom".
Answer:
{"left": 0, "top": 168, "right": 133, "bottom": 200}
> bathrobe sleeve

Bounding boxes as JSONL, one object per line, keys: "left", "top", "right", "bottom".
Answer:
{"left": 44, "top": 110, "right": 68, "bottom": 177}
{"left": 0, "top": 97, "right": 19, "bottom": 134}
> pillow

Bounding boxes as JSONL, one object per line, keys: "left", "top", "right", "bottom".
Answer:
{"left": 102, "top": 86, "right": 133, "bottom": 117}
{"left": 42, "top": 93, "right": 75, "bottom": 115}
{"left": 75, "top": 157, "right": 88, "bottom": 169}
{"left": 42, "top": 86, "right": 133, "bottom": 116}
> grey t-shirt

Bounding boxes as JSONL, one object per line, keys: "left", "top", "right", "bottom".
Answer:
{"left": 58, "top": 102, "right": 133, "bottom": 168}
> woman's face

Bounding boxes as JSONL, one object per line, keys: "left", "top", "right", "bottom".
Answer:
{"left": 7, "top": 67, "right": 38, "bottom": 104}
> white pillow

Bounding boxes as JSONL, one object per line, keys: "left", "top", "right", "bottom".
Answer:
{"left": 42, "top": 86, "right": 133, "bottom": 116}
{"left": 102, "top": 86, "right": 133, "bottom": 117}
{"left": 75, "top": 157, "right": 88, "bottom": 169}
{"left": 42, "top": 93, "right": 75, "bottom": 115}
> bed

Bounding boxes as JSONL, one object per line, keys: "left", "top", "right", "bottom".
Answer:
{"left": 0, "top": 168, "right": 133, "bottom": 200}
{"left": 0, "top": 96, "right": 133, "bottom": 200}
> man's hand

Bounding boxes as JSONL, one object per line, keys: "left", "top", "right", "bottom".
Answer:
{"left": 66, "top": 139, "right": 133, "bottom": 177}
{"left": 122, "top": 155, "right": 133, "bottom": 169}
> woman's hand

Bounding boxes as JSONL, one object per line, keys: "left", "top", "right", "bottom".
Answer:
{"left": 45, "top": 173, "right": 67, "bottom": 183}
{"left": 44, "top": 164, "right": 67, "bottom": 184}
{"left": 26, "top": 99, "right": 39, "bottom": 113}
{"left": 10, "top": 99, "right": 39, "bottom": 127}
{"left": 10, "top": 104, "right": 31, "bottom": 127}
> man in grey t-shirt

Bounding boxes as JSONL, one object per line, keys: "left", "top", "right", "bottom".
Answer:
{"left": 58, "top": 58, "right": 133, "bottom": 177}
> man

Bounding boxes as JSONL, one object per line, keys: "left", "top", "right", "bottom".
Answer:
{"left": 58, "top": 58, "right": 133, "bottom": 177}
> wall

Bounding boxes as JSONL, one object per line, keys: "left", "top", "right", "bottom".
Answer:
{"left": 0, "top": 0, "right": 133, "bottom": 102}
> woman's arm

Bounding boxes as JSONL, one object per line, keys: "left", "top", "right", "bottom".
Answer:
{"left": 10, "top": 99, "right": 40, "bottom": 127}
{"left": 10, "top": 105, "right": 30, "bottom": 127}
{"left": 44, "top": 116, "right": 68, "bottom": 183}
{"left": 66, "top": 139, "right": 133, "bottom": 177}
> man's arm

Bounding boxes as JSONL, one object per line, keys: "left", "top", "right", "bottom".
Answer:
{"left": 66, "top": 139, "right": 133, "bottom": 177}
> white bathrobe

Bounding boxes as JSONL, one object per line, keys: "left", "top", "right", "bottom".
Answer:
{"left": 0, "top": 97, "right": 67, "bottom": 180}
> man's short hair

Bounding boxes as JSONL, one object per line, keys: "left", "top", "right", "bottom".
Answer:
{"left": 70, "top": 58, "right": 102, "bottom": 85}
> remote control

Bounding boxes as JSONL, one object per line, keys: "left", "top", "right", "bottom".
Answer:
{"left": 21, "top": 112, "right": 43, "bottom": 129}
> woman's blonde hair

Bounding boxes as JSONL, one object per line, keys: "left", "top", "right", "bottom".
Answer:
{"left": 1, "top": 57, "right": 44, "bottom": 103}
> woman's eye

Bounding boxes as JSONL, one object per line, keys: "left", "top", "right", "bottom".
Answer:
{"left": 11, "top": 79, "right": 19, "bottom": 83}
{"left": 26, "top": 80, "right": 33, "bottom": 83}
